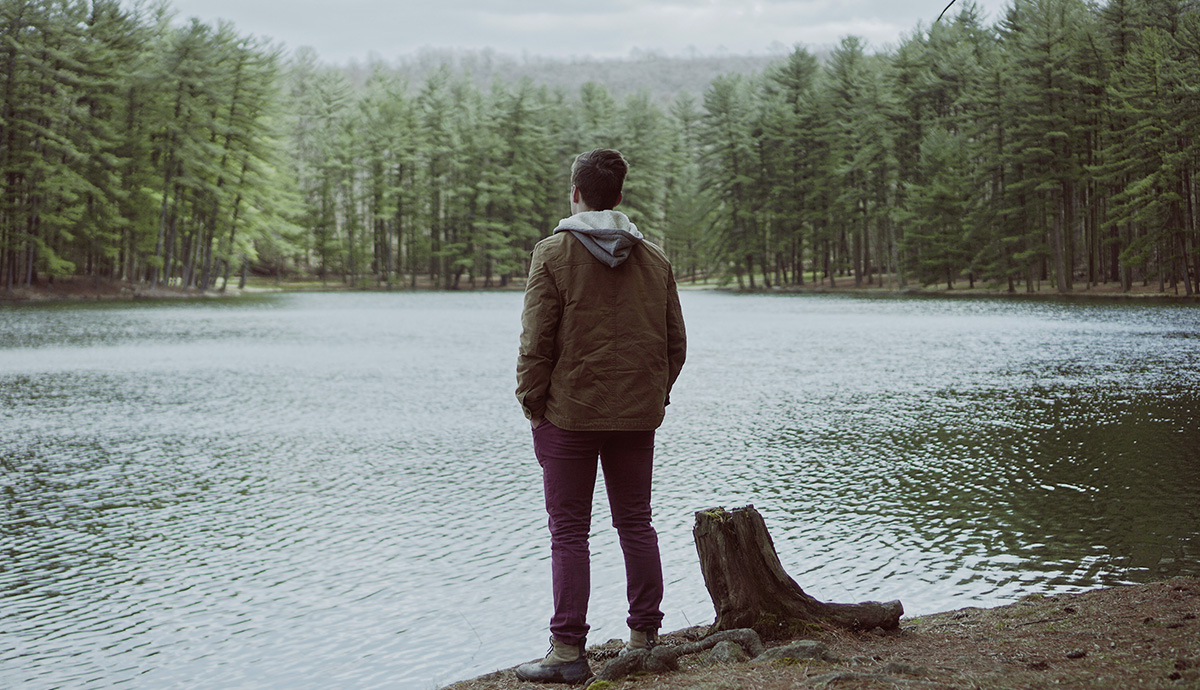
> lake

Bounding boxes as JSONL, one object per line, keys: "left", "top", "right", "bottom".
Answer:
{"left": 1, "top": 290, "right": 1197, "bottom": 689}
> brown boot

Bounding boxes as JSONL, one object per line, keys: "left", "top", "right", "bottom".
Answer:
{"left": 620, "top": 628, "right": 659, "bottom": 656}
{"left": 515, "top": 637, "right": 592, "bottom": 685}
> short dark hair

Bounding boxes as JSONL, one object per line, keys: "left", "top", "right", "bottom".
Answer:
{"left": 571, "top": 148, "right": 627, "bottom": 211}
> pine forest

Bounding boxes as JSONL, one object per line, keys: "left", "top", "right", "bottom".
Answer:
{"left": 2, "top": 0, "right": 1198, "bottom": 295}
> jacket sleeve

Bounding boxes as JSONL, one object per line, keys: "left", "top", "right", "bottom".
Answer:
{"left": 664, "top": 267, "right": 686, "bottom": 405}
{"left": 516, "top": 244, "right": 561, "bottom": 420}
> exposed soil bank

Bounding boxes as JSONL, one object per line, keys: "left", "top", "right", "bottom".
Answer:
{"left": 0, "top": 277, "right": 236, "bottom": 302}
{"left": 445, "top": 578, "right": 1200, "bottom": 690}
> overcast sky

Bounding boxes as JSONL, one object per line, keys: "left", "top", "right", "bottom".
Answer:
{"left": 153, "top": 0, "right": 1012, "bottom": 64}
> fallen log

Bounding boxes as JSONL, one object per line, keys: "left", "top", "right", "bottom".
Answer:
{"left": 694, "top": 505, "right": 903, "bottom": 637}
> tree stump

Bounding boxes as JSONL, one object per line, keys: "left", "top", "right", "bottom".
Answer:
{"left": 694, "top": 505, "right": 903, "bottom": 637}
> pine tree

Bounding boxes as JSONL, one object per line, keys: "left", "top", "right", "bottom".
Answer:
{"left": 575, "top": 81, "right": 620, "bottom": 148}
{"left": 823, "top": 37, "right": 899, "bottom": 287}
{"left": 285, "top": 50, "right": 352, "bottom": 284}
{"left": 1103, "top": 27, "right": 1187, "bottom": 292}
{"left": 358, "top": 64, "right": 412, "bottom": 287}
{"left": 478, "top": 78, "right": 556, "bottom": 287}
{"left": 1, "top": 1, "right": 95, "bottom": 285}
{"left": 698, "top": 74, "right": 757, "bottom": 288}
{"left": 901, "top": 127, "right": 974, "bottom": 287}
{"left": 998, "top": 0, "right": 1099, "bottom": 293}
{"left": 613, "top": 91, "right": 670, "bottom": 242}
{"left": 664, "top": 91, "right": 711, "bottom": 281}
{"left": 761, "top": 46, "right": 821, "bottom": 285}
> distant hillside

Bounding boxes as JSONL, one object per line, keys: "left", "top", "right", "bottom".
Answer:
{"left": 340, "top": 47, "right": 827, "bottom": 102}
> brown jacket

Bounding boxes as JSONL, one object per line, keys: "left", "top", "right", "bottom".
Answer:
{"left": 516, "top": 230, "right": 686, "bottom": 431}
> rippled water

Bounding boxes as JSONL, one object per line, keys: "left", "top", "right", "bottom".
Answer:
{"left": 2, "top": 291, "right": 1198, "bottom": 689}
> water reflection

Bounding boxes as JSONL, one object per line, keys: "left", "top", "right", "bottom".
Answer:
{"left": 1, "top": 291, "right": 1198, "bottom": 689}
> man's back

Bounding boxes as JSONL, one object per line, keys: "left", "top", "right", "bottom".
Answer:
{"left": 518, "top": 231, "right": 684, "bottom": 431}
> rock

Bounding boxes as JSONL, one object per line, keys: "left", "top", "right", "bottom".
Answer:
{"left": 590, "top": 645, "right": 679, "bottom": 683}
{"left": 752, "top": 640, "right": 835, "bottom": 664}
{"left": 644, "top": 646, "right": 679, "bottom": 674}
{"left": 707, "top": 640, "right": 748, "bottom": 665}
{"left": 591, "top": 649, "right": 646, "bottom": 683}
{"left": 1066, "top": 649, "right": 1087, "bottom": 659}
{"left": 674, "top": 628, "right": 765, "bottom": 658}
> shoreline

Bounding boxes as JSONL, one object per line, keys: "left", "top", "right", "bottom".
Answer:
{"left": 763, "top": 284, "right": 1200, "bottom": 302}
{"left": 4, "top": 276, "right": 1197, "bottom": 303}
{"left": 0, "top": 277, "right": 243, "bottom": 303}
{"left": 443, "top": 578, "right": 1200, "bottom": 690}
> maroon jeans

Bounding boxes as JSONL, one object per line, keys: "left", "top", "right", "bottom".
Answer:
{"left": 532, "top": 420, "right": 665, "bottom": 646}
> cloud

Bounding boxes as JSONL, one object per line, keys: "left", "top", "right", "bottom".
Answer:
{"left": 461, "top": 0, "right": 904, "bottom": 57}
{"left": 149, "top": 0, "right": 1014, "bottom": 63}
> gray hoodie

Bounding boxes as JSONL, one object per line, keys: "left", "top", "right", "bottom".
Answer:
{"left": 553, "top": 210, "right": 644, "bottom": 268}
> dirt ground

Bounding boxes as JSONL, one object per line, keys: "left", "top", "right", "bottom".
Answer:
{"left": 444, "top": 578, "right": 1200, "bottom": 690}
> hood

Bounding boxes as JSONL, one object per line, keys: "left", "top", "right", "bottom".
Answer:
{"left": 553, "top": 210, "right": 644, "bottom": 268}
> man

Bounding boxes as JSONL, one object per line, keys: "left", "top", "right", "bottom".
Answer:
{"left": 515, "top": 148, "right": 686, "bottom": 684}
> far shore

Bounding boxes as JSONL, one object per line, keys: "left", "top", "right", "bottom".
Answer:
{"left": 3, "top": 275, "right": 1197, "bottom": 303}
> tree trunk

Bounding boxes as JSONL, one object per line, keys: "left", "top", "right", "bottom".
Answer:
{"left": 693, "top": 505, "right": 903, "bottom": 638}
{"left": 1179, "top": 232, "right": 1193, "bottom": 297}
